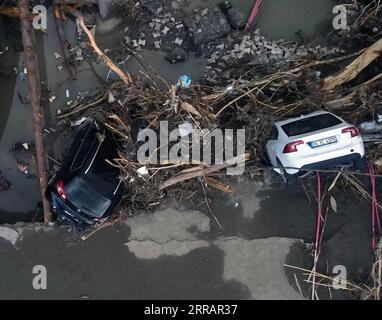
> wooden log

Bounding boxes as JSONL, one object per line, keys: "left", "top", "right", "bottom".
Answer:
{"left": 62, "top": 5, "right": 132, "bottom": 85}
{"left": 159, "top": 153, "right": 249, "bottom": 190}
{"left": 322, "top": 37, "right": 382, "bottom": 90}
{"left": 204, "top": 177, "right": 233, "bottom": 193}
{"left": 18, "top": 0, "right": 52, "bottom": 223}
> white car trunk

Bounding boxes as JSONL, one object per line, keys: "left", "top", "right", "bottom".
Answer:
{"left": 291, "top": 125, "right": 351, "bottom": 158}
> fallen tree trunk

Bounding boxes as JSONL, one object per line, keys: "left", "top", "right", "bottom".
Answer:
{"left": 322, "top": 37, "right": 382, "bottom": 90}
{"left": 62, "top": 5, "right": 132, "bottom": 85}
{"left": 18, "top": 0, "right": 52, "bottom": 223}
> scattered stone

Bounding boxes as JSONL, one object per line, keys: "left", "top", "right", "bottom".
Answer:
{"left": 162, "top": 26, "right": 170, "bottom": 35}
{"left": 138, "top": 39, "right": 147, "bottom": 47}
{"left": 174, "top": 37, "right": 183, "bottom": 46}
{"left": 154, "top": 22, "right": 162, "bottom": 31}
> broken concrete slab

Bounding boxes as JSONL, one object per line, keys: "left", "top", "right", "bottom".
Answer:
{"left": 184, "top": 7, "right": 231, "bottom": 46}
{"left": 226, "top": 8, "right": 246, "bottom": 30}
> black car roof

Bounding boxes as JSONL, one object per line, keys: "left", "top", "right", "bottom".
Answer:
{"left": 63, "top": 119, "right": 121, "bottom": 198}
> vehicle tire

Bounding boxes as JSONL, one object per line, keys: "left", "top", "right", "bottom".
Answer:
{"left": 76, "top": 224, "right": 86, "bottom": 233}
{"left": 277, "top": 159, "right": 297, "bottom": 185}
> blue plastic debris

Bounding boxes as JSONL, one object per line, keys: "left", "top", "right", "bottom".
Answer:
{"left": 176, "top": 75, "right": 192, "bottom": 88}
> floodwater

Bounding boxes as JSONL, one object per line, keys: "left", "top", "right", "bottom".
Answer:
{"left": 184, "top": 0, "right": 336, "bottom": 40}
{"left": 0, "top": 0, "right": 337, "bottom": 217}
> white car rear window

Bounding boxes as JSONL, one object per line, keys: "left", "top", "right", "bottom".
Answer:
{"left": 281, "top": 114, "right": 342, "bottom": 137}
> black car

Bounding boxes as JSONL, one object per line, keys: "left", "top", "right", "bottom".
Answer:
{"left": 46, "top": 119, "right": 123, "bottom": 229}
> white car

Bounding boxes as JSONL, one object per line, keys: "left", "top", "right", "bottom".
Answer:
{"left": 266, "top": 111, "right": 365, "bottom": 183}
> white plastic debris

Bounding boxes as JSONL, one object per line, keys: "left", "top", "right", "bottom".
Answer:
{"left": 234, "top": 202, "right": 239, "bottom": 208}
{"left": 65, "top": 89, "right": 70, "bottom": 98}
{"left": 108, "top": 91, "right": 116, "bottom": 104}
{"left": 22, "top": 143, "right": 29, "bottom": 150}
{"left": 178, "top": 122, "right": 193, "bottom": 137}
{"left": 23, "top": 68, "right": 27, "bottom": 74}
{"left": 57, "top": 65, "right": 64, "bottom": 71}
{"left": 71, "top": 117, "right": 88, "bottom": 127}
{"left": 54, "top": 52, "right": 62, "bottom": 59}
{"left": 225, "top": 85, "right": 234, "bottom": 92}
{"left": 137, "top": 166, "right": 149, "bottom": 178}
{"left": 49, "top": 96, "right": 56, "bottom": 103}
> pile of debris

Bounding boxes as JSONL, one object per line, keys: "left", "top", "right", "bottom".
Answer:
{"left": 58, "top": 25, "right": 382, "bottom": 213}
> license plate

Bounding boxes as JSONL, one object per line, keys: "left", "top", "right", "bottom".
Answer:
{"left": 308, "top": 136, "right": 337, "bottom": 148}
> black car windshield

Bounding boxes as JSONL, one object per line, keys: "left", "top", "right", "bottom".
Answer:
{"left": 281, "top": 114, "right": 342, "bottom": 137}
{"left": 65, "top": 177, "right": 111, "bottom": 218}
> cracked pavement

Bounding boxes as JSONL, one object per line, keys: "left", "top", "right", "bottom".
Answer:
{"left": 0, "top": 181, "right": 308, "bottom": 300}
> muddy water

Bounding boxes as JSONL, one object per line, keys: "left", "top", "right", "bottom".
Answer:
{"left": 189, "top": 0, "right": 336, "bottom": 40}
{"left": 0, "top": 0, "right": 336, "bottom": 216}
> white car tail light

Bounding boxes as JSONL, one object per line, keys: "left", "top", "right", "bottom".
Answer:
{"left": 341, "top": 127, "right": 360, "bottom": 138}
{"left": 283, "top": 140, "right": 304, "bottom": 153}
